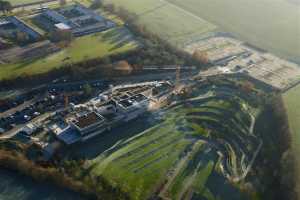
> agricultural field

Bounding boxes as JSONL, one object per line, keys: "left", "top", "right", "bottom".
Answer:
{"left": 166, "top": 0, "right": 300, "bottom": 64}
{"left": 0, "top": 27, "right": 138, "bottom": 80}
{"left": 81, "top": 79, "right": 262, "bottom": 200}
{"left": 103, "top": 0, "right": 217, "bottom": 46}
{"left": 105, "top": 0, "right": 300, "bottom": 63}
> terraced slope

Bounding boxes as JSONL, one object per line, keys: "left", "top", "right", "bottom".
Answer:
{"left": 86, "top": 79, "right": 262, "bottom": 200}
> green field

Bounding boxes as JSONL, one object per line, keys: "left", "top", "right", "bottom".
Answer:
{"left": 168, "top": 0, "right": 300, "bottom": 63}
{"left": 0, "top": 27, "right": 137, "bottom": 80}
{"left": 106, "top": 0, "right": 300, "bottom": 63}
{"left": 283, "top": 84, "right": 300, "bottom": 191}
{"left": 103, "top": 0, "right": 217, "bottom": 46}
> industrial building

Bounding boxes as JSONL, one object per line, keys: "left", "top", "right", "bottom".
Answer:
{"left": 52, "top": 81, "right": 173, "bottom": 145}
{"left": 0, "top": 16, "right": 41, "bottom": 42}
{"left": 36, "top": 4, "right": 114, "bottom": 36}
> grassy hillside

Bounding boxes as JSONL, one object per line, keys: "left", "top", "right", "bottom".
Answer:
{"left": 0, "top": 28, "right": 137, "bottom": 80}
{"left": 103, "top": 0, "right": 216, "bottom": 46}
{"left": 83, "top": 79, "right": 262, "bottom": 200}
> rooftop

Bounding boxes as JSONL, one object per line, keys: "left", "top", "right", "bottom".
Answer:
{"left": 119, "top": 99, "right": 133, "bottom": 108}
{"left": 73, "top": 112, "right": 104, "bottom": 129}
{"left": 129, "top": 94, "right": 147, "bottom": 102}
{"left": 54, "top": 23, "right": 71, "bottom": 30}
{"left": 56, "top": 126, "right": 81, "bottom": 145}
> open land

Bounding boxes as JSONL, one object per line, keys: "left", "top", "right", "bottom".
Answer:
{"left": 0, "top": 27, "right": 137, "bottom": 80}
{"left": 105, "top": 0, "right": 300, "bottom": 64}
{"left": 103, "top": 0, "right": 217, "bottom": 46}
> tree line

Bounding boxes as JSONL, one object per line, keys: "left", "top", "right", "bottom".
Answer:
{"left": 0, "top": 140, "right": 130, "bottom": 200}
{"left": 246, "top": 94, "right": 297, "bottom": 200}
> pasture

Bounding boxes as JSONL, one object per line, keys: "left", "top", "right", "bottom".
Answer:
{"left": 0, "top": 27, "right": 138, "bottom": 80}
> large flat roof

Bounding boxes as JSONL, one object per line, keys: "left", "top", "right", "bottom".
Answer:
{"left": 74, "top": 112, "right": 104, "bottom": 129}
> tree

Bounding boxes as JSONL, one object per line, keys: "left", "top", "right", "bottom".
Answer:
{"left": 103, "top": 3, "right": 115, "bottom": 13}
{"left": 192, "top": 50, "right": 209, "bottom": 64}
{"left": 90, "top": 0, "right": 102, "bottom": 9}
{"left": 59, "top": 0, "right": 66, "bottom": 6}
{"left": 114, "top": 60, "right": 133, "bottom": 75}
{"left": 49, "top": 29, "right": 73, "bottom": 44}
{"left": 0, "top": 1, "right": 12, "bottom": 14}
{"left": 240, "top": 81, "right": 254, "bottom": 93}
{"left": 82, "top": 83, "right": 93, "bottom": 96}
{"left": 16, "top": 31, "right": 29, "bottom": 44}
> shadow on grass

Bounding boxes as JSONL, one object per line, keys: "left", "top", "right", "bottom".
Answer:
{"left": 204, "top": 171, "right": 250, "bottom": 200}
{"left": 66, "top": 112, "right": 160, "bottom": 160}
{"left": 101, "top": 27, "right": 136, "bottom": 51}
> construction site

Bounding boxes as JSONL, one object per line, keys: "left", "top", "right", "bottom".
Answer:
{"left": 186, "top": 36, "right": 300, "bottom": 91}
